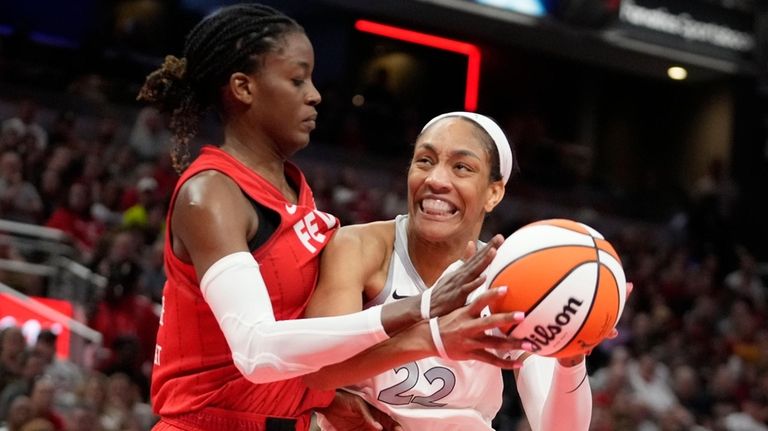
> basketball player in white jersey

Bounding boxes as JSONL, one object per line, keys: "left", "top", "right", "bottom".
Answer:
{"left": 304, "top": 112, "right": 594, "bottom": 430}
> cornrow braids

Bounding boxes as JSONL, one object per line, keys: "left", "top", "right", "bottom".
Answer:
{"left": 137, "top": 3, "right": 304, "bottom": 173}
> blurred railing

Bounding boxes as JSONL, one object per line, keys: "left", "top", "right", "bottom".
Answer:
{"left": 0, "top": 218, "right": 106, "bottom": 305}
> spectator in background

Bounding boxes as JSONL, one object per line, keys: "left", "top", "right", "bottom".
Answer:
{"left": 0, "top": 129, "right": 18, "bottom": 155}
{"left": 98, "top": 337, "right": 151, "bottom": 404}
{"left": 76, "top": 155, "right": 107, "bottom": 188}
{"left": 101, "top": 373, "right": 154, "bottom": 430}
{"left": 122, "top": 177, "right": 164, "bottom": 245}
{"left": 47, "top": 111, "right": 76, "bottom": 149}
{"left": 725, "top": 248, "right": 767, "bottom": 312}
{"left": 37, "top": 170, "right": 64, "bottom": 222}
{"left": 0, "top": 395, "right": 32, "bottom": 431}
{"left": 0, "top": 352, "right": 47, "bottom": 419}
{"left": 28, "top": 376, "right": 64, "bottom": 431}
{"left": 591, "top": 346, "right": 632, "bottom": 408}
{"left": 44, "top": 148, "right": 74, "bottom": 184}
{"left": 0, "top": 151, "right": 42, "bottom": 224}
{"left": 148, "top": 154, "right": 176, "bottom": 198}
{"left": 45, "top": 183, "right": 105, "bottom": 261}
{"left": 1, "top": 100, "right": 47, "bottom": 151}
{"left": 331, "top": 167, "right": 368, "bottom": 224}
{"left": 139, "top": 241, "right": 165, "bottom": 304}
{"left": 91, "top": 229, "right": 141, "bottom": 277}
{"left": 723, "top": 394, "right": 768, "bottom": 431}
{"left": 116, "top": 163, "right": 155, "bottom": 212}
{"left": 128, "top": 107, "right": 170, "bottom": 162}
{"left": 63, "top": 403, "right": 101, "bottom": 431}
{"left": 0, "top": 327, "right": 26, "bottom": 390}
{"left": 90, "top": 179, "right": 124, "bottom": 229}
{"left": 77, "top": 372, "right": 110, "bottom": 430}
{"left": 18, "top": 418, "right": 55, "bottom": 431}
{"left": 671, "top": 364, "right": 713, "bottom": 423}
{"left": 67, "top": 74, "right": 108, "bottom": 104}
{"left": 380, "top": 177, "right": 407, "bottom": 219}
{"left": 627, "top": 351, "right": 678, "bottom": 418}
{"left": 32, "top": 331, "right": 82, "bottom": 408}
{"left": 105, "top": 146, "right": 139, "bottom": 184}
{"left": 88, "top": 260, "right": 158, "bottom": 394}
{"left": 94, "top": 116, "right": 122, "bottom": 151}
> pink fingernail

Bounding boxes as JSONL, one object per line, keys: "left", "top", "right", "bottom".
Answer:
{"left": 513, "top": 312, "right": 525, "bottom": 320}
{"left": 522, "top": 341, "right": 534, "bottom": 351}
{"left": 497, "top": 286, "right": 508, "bottom": 294}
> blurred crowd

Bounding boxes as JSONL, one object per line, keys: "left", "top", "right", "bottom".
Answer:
{"left": 0, "top": 90, "right": 766, "bottom": 431}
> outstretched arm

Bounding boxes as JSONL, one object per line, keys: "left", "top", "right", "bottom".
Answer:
{"left": 173, "top": 174, "right": 500, "bottom": 384}
{"left": 305, "top": 287, "right": 527, "bottom": 390}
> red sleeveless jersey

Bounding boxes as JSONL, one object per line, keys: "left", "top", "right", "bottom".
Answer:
{"left": 151, "top": 146, "right": 337, "bottom": 427}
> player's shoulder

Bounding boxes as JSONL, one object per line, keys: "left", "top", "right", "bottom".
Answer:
{"left": 176, "top": 169, "right": 241, "bottom": 207}
{"left": 172, "top": 169, "right": 250, "bottom": 232}
{"left": 329, "top": 220, "right": 395, "bottom": 259}
{"left": 334, "top": 220, "right": 394, "bottom": 244}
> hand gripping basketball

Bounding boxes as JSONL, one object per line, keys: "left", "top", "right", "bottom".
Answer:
{"left": 426, "top": 234, "right": 505, "bottom": 319}
{"left": 429, "top": 286, "right": 528, "bottom": 368}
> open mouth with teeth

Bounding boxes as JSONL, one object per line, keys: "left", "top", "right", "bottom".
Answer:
{"left": 419, "top": 198, "right": 458, "bottom": 217}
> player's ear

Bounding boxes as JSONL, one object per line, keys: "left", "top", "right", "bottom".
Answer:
{"left": 484, "top": 181, "right": 504, "bottom": 213}
{"left": 228, "top": 72, "right": 256, "bottom": 105}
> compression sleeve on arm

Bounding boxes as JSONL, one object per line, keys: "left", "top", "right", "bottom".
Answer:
{"left": 200, "top": 252, "right": 390, "bottom": 384}
{"left": 515, "top": 355, "right": 592, "bottom": 431}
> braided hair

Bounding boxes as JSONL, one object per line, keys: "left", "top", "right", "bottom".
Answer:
{"left": 137, "top": 3, "right": 304, "bottom": 173}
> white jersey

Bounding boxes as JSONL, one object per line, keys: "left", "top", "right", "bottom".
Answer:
{"left": 344, "top": 215, "right": 504, "bottom": 431}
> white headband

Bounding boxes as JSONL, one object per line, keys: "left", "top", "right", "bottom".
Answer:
{"left": 421, "top": 111, "right": 513, "bottom": 185}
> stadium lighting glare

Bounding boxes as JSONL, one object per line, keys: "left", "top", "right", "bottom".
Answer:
{"left": 354, "top": 19, "right": 482, "bottom": 112}
{"left": 667, "top": 66, "right": 688, "bottom": 80}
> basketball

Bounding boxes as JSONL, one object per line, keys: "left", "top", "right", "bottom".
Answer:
{"left": 487, "top": 219, "right": 627, "bottom": 358}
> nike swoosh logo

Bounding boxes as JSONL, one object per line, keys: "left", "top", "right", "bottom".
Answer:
{"left": 285, "top": 204, "right": 297, "bottom": 214}
{"left": 392, "top": 290, "right": 412, "bottom": 300}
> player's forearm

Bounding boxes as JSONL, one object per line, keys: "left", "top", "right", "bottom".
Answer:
{"left": 203, "top": 252, "right": 391, "bottom": 384}
{"left": 303, "top": 321, "right": 434, "bottom": 390}
{"left": 539, "top": 360, "right": 592, "bottom": 431}
{"left": 306, "top": 283, "right": 423, "bottom": 336}
{"left": 380, "top": 294, "right": 423, "bottom": 335}
{"left": 516, "top": 355, "right": 592, "bottom": 431}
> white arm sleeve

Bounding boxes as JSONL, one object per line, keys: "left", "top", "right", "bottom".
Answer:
{"left": 516, "top": 355, "right": 592, "bottom": 431}
{"left": 200, "top": 252, "right": 389, "bottom": 384}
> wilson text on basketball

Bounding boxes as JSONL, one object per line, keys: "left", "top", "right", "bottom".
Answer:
{"left": 522, "top": 297, "right": 584, "bottom": 353}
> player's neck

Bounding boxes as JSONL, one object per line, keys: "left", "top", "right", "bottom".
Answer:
{"left": 221, "top": 127, "right": 296, "bottom": 202}
{"left": 408, "top": 235, "right": 467, "bottom": 287}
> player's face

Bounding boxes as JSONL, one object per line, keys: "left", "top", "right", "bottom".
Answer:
{"left": 407, "top": 118, "right": 504, "bottom": 242}
{"left": 248, "top": 32, "right": 321, "bottom": 157}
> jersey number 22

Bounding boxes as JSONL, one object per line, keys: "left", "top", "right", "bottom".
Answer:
{"left": 377, "top": 362, "right": 456, "bottom": 407}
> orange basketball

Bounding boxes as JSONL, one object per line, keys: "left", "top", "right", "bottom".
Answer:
{"left": 487, "top": 219, "right": 627, "bottom": 358}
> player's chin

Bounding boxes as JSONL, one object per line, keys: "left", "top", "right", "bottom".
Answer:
{"left": 284, "top": 134, "right": 311, "bottom": 156}
{"left": 412, "top": 217, "right": 463, "bottom": 241}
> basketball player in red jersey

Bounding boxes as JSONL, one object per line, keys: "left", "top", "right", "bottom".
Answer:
{"left": 137, "top": 4, "right": 529, "bottom": 431}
